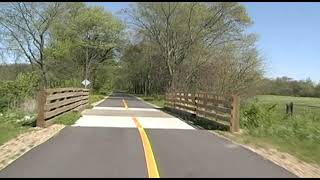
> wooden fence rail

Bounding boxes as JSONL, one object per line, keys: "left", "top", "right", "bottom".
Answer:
{"left": 165, "top": 92, "right": 240, "bottom": 133}
{"left": 37, "top": 88, "right": 89, "bottom": 127}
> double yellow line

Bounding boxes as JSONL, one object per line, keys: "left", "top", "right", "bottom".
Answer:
{"left": 122, "top": 99, "right": 160, "bottom": 178}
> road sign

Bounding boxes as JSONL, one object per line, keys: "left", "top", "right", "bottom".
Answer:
{"left": 82, "top": 79, "right": 90, "bottom": 86}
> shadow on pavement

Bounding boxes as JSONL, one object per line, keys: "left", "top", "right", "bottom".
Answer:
{"left": 159, "top": 107, "right": 229, "bottom": 131}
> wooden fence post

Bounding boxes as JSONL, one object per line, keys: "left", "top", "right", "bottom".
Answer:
{"left": 290, "top": 102, "right": 293, "bottom": 116}
{"left": 173, "top": 92, "right": 176, "bottom": 109}
{"left": 203, "top": 93, "right": 207, "bottom": 118}
{"left": 193, "top": 93, "right": 197, "bottom": 115}
{"left": 230, "top": 95, "right": 240, "bottom": 133}
{"left": 37, "top": 89, "right": 47, "bottom": 128}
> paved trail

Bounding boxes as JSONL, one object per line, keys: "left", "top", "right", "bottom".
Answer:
{"left": 0, "top": 92, "right": 297, "bottom": 178}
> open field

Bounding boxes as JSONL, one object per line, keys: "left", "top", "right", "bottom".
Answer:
{"left": 245, "top": 95, "right": 320, "bottom": 120}
{"left": 238, "top": 95, "right": 320, "bottom": 165}
{"left": 249, "top": 95, "right": 320, "bottom": 105}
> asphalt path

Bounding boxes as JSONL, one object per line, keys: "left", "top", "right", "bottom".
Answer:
{"left": 0, "top": 92, "right": 297, "bottom": 178}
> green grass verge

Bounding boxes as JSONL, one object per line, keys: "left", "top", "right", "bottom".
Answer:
{"left": 0, "top": 122, "right": 30, "bottom": 145}
{"left": 89, "top": 94, "right": 105, "bottom": 105}
{"left": 54, "top": 111, "right": 81, "bottom": 126}
{"left": 0, "top": 110, "right": 35, "bottom": 145}
{"left": 238, "top": 94, "right": 320, "bottom": 165}
{"left": 135, "top": 94, "right": 165, "bottom": 108}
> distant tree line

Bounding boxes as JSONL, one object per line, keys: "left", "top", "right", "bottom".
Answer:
{"left": 259, "top": 76, "right": 320, "bottom": 98}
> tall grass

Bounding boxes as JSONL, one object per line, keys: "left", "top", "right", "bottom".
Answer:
{"left": 240, "top": 96, "right": 320, "bottom": 164}
{"left": 89, "top": 94, "right": 105, "bottom": 105}
{"left": 136, "top": 94, "right": 165, "bottom": 108}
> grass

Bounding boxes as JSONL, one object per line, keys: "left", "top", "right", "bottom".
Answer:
{"left": 235, "top": 95, "right": 320, "bottom": 165}
{"left": 56, "top": 94, "right": 106, "bottom": 125}
{"left": 0, "top": 110, "right": 35, "bottom": 145}
{"left": 251, "top": 95, "right": 320, "bottom": 105}
{"left": 89, "top": 94, "right": 105, "bottom": 105}
{"left": 246, "top": 95, "right": 320, "bottom": 115}
{"left": 135, "top": 94, "right": 165, "bottom": 108}
{"left": 0, "top": 122, "right": 30, "bottom": 145}
{"left": 54, "top": 111, "right": 81, "bottom": 126}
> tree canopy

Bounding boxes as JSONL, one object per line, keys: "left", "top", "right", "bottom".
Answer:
{"left": 0, "top": 2, "right": 265, "bottom": 98}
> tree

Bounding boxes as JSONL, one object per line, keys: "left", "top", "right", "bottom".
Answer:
{"left": 125, "top": 2, "right": 253, "bottom": 90}
{"left": 0, "top": 2, "right": 64, "bottom": 88}
{"left": 49, "top": 3, "right": 125, "bottom": 89}
{"left": 259, "top": 76, "right": 319, "bottom": 97}
{"left": 120, "top": 2, "right": 263, "bottom": 96}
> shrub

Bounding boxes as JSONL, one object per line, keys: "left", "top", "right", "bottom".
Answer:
{"left": 0, "top": 71, "right": 40, "bottom": 112}
{"left": 240, "top": 100, "right": 320, "bottom": 144}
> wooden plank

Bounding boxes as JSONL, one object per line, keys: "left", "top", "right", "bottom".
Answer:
{"left": 177, "top": 98, "right": 194, "bottom": 106}
{"left": 47, "top": 92, "right": 87, "bottom": 101}
{"left": 197, "top": 94, "right": 232, "bottom": 108}
{"left": 196, "top": 103, "right": 231, "bottom": 112}
{"left": 175, "top": 104, "right": 196, "bottom": 112}
{"left": 176, "top": 103, "right": 194, "bottom": 108}
{"left": 207, "top": 98, "right": 231, "bottom": 106}
{"left": 207, "top": 112, "right": 230, "bottom": 122}
{"left": 196, "top": 96, "right": 231, "bottom": 107}
{"left": 44, "top": 101, "right": 83, "bottom": 120}
{"left": 206, "top": 93, "right": 233, "bottom": 101}
{"left": 179, "top": 97, "right": 194, "bottom": 103}
{"left": 44, "top": 96, "right": 85, "bottom": 111}
{"left": 196, "top": 109, "right": 230, "bottom": 122}
{"left": 205, "top": 104, "right": 232, "bottom": 114}
{"left": 44, "top": 103, "right": 87, "bottom": 127}
{"left": 46, "top": 88, "right": 84, "bottom": 94}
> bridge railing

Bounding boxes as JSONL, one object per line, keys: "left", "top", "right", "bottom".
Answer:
{"left": 37, "top": 88, "right": 89, "bottom": 127}
{"left": 165, "top": 92, "right": 240, "bottom": 133}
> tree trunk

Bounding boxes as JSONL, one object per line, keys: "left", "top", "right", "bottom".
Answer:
{"left": 40, "top": 64, "right": 48, "bottom": 89}
{"left": 84, "top": 47, "right": 89, "bottom": 89}
{"left": 144, "top": 79, "right": 147, "bottom": 96}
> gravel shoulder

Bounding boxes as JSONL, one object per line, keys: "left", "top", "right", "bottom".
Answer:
{"left": 0, "top": 124, "right": 65, "bottom": 171}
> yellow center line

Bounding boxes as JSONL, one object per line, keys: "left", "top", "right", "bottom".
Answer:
{"left": 122, "top": 99, "right": 159, "bottom": 178}
{"left": 122, "top": 99, "right": 128, "bottom": 109}
{"left": 133, "top": 116, "right": 160, "bottom": 178}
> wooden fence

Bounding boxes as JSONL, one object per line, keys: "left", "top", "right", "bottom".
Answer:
{"left": 37, "top": 88, "right": 89, "bottom": 127}
{"left": 165, "top": 92, "right": 240, "bottom": 133}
